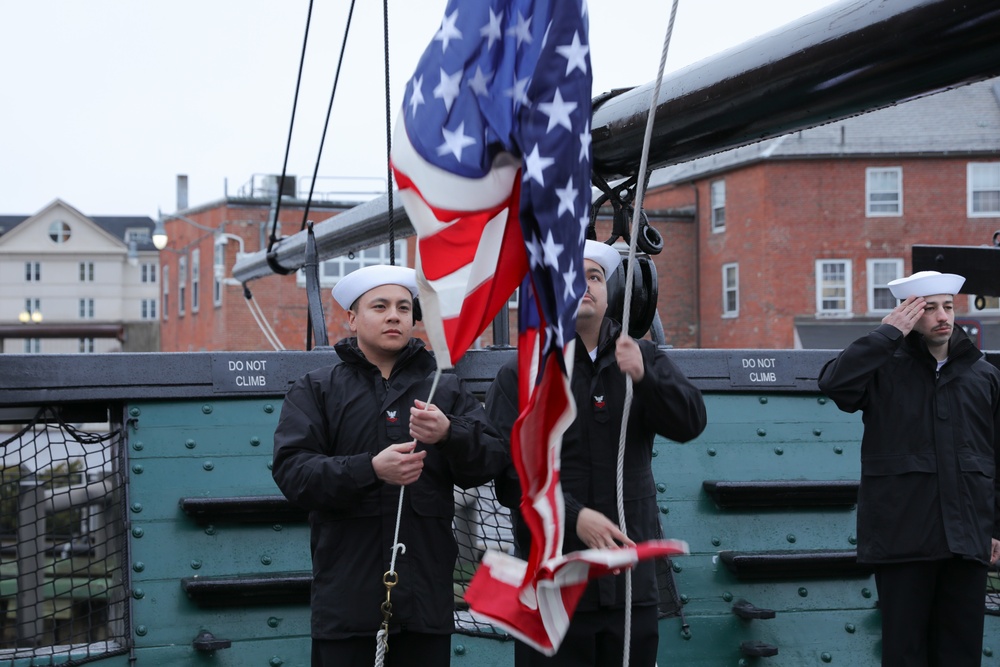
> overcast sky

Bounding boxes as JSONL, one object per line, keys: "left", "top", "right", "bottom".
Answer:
{"left": 1, "top": 0, "right": 839, "bottom": 219}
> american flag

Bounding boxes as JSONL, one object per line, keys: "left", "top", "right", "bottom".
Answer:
{"left": 391, "top": 0, "right": 591, "bottom": 369}
{"left": 392, "top": 0, "right": 687, "bottom": 654}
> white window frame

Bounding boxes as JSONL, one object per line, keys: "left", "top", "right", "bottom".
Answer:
{"left": 296, "top": 241, "right": 408, "bottom": 288}
{"left": 968, "top": 162, "right": 1000, "bottom": 217}
{"left": 178, "top": 256, "right": 187, "bottom": 317}
{"left": 78, "top": 338, "right": 95, "bottom": 353}
{"left": 815, "top": 259, "right": 852, "bottom": 316}
{"left": 24, "top": 338, "right": 41, "bottom": 353}
{"left": 866, "top": 167, "right": 902, "bottom": 217}
{"left": 25, "top": 261, "right": 40, "bottom": 282}
{"left": 141, "top": 262, "right": 157, "bottom": 284}
{"left": 722, "top": 263, "right": 739, "bottom": 317}
{"left": 78, "top": 298, "right": 95, "bottom": 319}
{"left": 866, "top": 258, "right": 903, "bottom": 314}
{"left": 79, "top": 261, "right": 95, "bottom": 282}
{"left": 162, "top": 265, "right": 170, "bottom": 321}
{"left": 710, "top": 180, "right": 726, "bottom": 233}
{"left": 141, "top": 299, "right": 157, "bottom": 320}
{"left": 25, "top": 298, "right": 41, "bottom": 316}
{"left": 191, "top": 249, "right": 200, "bottom": 314}
{"left": 48, "top": 220, "right": 71, "bottom": 244}
{"left": 213, "top": 242, "right": 224, "bottom": 307}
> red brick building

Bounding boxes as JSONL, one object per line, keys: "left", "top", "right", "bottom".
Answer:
{"left": 162, "top": 79, "right": 1000, "bottom": 353}
{"left": 637, "top": 77, "right": 1000, "bottom": 349}
{"left": 157, "top": 177, "right": 423, "bottom": 352}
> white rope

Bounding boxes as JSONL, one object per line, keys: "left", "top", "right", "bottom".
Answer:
{"left": 374, "top": 367, "right": 444, "bottom": 667}
{"left": 242, "top": 291, "right": 285, "bottom": 350}
{"left": 247, "top": 290, "right": 285, "bottom": 350}
{"left": 615, "top": 1, "right": 680, "bottom": 665}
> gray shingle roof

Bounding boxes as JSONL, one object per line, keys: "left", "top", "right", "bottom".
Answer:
{"left": 0, "top": 214, "right": 156, "bottom": 250}
{"left": 649, "top": 77, "right": 1000, "bottom": 187}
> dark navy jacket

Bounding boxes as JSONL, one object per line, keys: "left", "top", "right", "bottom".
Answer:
{"left": 487, "top": 318, "right": 706, "bottom": 610}
{"left": 272, "top": 337, "right": 508, "bottom": 639}
{"left": 819, "top": 324, "right": 1000, "bottom": 564}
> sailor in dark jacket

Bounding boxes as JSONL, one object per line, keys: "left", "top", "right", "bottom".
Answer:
{"left": 486, "top": 241, "right": 707, "bottom": 667}
{"left": 272, "top": 265, "right": 508, "bottom": 667}
{"left": 818, "top": 270, "right": 1000, "bottom": 667}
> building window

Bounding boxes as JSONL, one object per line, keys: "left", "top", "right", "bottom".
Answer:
{"left": 141, "top": 262, "right": 157, "bottom": 283}
{"left": 178, "top": 257, "right": 187, "bottom": 317}
{"left": 141, "top": 299, "right": 157, "bottom": 320}
{"left": 78, "top": 298, "right": 95, "bottom": 319}
{"left": 722, "top": 263, "right": 739, "bottom": 317}
{"left": 78, "top": 338, "right": 95, "bottom": 354}
{"left": 710, "top": 180, "right": 726, "bottom": 232}
{"left": 79, "top": 261, "right": 95, "bottom": 282}
{"left": 213, "top": 242, "right": 224, "bottom": 307}
{"left": 48, "top": 220, "right": 71, "bottom": 244}
{"left": 24, "top": 298, "right": 41, "bottom": 317}
{"left": 816, "top": 259, "right": 852, "bottom": 316}
{"left": 25, "top": 261, "right": 40, "bottom": 282}
{"left": 866, "top": 167, "right": 902, "bottom": 216}
{"left": 297, "top": 241, "right": 408, "bottom": 287}
{"left": 162, "top": 266, "right": 170, "bottom": 321}
{"left": 866, "top": 258, "right": 903, "bottom": 313}
{"left": 24, "top": 338, "right": 41, "bottom": 354}
{"left": 191, "top": 249, "right": 200, "bottom": 313}
{"left": 968, "top": 162, "right": 1000, "bottom": 217}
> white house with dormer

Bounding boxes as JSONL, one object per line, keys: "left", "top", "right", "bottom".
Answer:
{"left": 0, "top": 199, "right": 160, "bottom": 353}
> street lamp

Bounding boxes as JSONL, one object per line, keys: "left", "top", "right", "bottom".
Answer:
{"left": 152, "top": 218, "right": 168, "bottom": 250}
{"left": 18, "top": 311, "right": 43, "bottom": 324}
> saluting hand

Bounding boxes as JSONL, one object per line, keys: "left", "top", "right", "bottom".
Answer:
{"left": 576, "top": 507, "right": 636, "bottom": 550}
{"left": 881, "top": 296, "right": 926, "bottom": 336}
{"left": 409, "top": 400, "right": 451, "bottom": 445}
{"left": 372, "top": 441, "right": 427, "bottom": 486}
{"left": 616, "top": 336, "right": 645, "bottom": 383}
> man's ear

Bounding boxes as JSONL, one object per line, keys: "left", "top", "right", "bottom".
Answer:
{"left": 346, "top": 309, "right": 358, "bottom": 333}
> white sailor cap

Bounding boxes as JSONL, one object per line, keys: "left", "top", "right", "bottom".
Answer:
{"left": 332, "top": 265, "right": 419, "bottom": 310}
{"left": 887, "top": 270, "right": 965, "bottom": 299}
{"left": 583, "top": 240, "right": 622, "bottom": 278}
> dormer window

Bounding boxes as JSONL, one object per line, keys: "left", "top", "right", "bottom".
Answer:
{"left": 126, "top": 228, "right": 150, "bottom": 243}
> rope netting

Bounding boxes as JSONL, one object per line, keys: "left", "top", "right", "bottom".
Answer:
{"left": 0, "top": 408, "right": 129, "bottom": 665}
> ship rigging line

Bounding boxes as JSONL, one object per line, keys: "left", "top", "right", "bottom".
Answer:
{"left": 613, "top": 0, "right": 680, "bottom": 665}
{"left": 265, "top": 0, "right": 315, "bottom": 274}
{"left": 298, "top": 0, "right": 359, "bottom": 232}
{"left": 382, "top": 0, "right": 396, "bottom": 266}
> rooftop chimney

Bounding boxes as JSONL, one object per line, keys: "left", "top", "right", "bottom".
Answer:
{"left": 177, "top": 175, "right": 189, "bottom": 211}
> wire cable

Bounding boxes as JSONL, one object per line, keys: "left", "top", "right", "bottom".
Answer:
{"left": 267, "top": 0, "right": 315, "bottom": 256}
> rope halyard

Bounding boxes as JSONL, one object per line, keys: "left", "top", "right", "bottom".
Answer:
{"left": 373, "top": 368, "right": 444, "bottom": 667}
{"left": 614, "top": 1, "right": 680, "bottom": 665}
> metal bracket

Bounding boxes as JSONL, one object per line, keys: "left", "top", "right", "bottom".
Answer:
{"left": 193, "top": 630, "right": 232, "bottom": 652}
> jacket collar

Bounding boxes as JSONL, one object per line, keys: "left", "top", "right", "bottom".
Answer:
{"left": 903, "top": 325, "right": 980, "bottom": 366}
{"left": 334, "top": 336, "right": 429, "bottom": 377}
{"left": 575, "top": 318, "right": 623, "bottom": 363}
